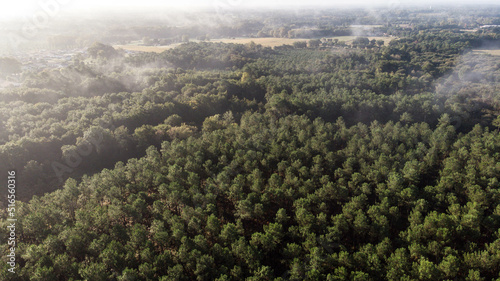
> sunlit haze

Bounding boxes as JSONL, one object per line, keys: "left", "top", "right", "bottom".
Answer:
{"left": 0, "top": 0, "right": 498, "bottom": 20}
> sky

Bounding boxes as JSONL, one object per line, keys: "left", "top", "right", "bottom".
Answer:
{"left": 0, "top": 0, "right": 498, "bottom": 20}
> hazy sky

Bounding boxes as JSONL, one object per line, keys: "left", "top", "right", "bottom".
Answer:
{"left": 0, "top": 0, "right": 498, "bottom": 20}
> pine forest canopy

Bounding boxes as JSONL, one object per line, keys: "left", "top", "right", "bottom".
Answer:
{"left": 0, "top": 6, "right": 499, "bottom": 281}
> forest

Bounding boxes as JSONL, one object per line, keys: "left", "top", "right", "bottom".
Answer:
{"left": 0, "top": 5, "right": 500, "bottom": 281}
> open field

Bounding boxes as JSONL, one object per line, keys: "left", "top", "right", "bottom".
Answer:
{"left": 212, "top": 36, "right": 394, "bottom": 46}
{"left": 114, "top": 36, "right": 395, "bottom": 53}
{"left": 211, "top": 37, "right": 307, "bottom": 47}
{"left": 114, "top": 44, "right": 182, "bottom": 53}
{"left": 472, "top": 49, "right": 500, "bottom": 56}
{"left": 350, "top": 24, "right": 384, "bottom": 28}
